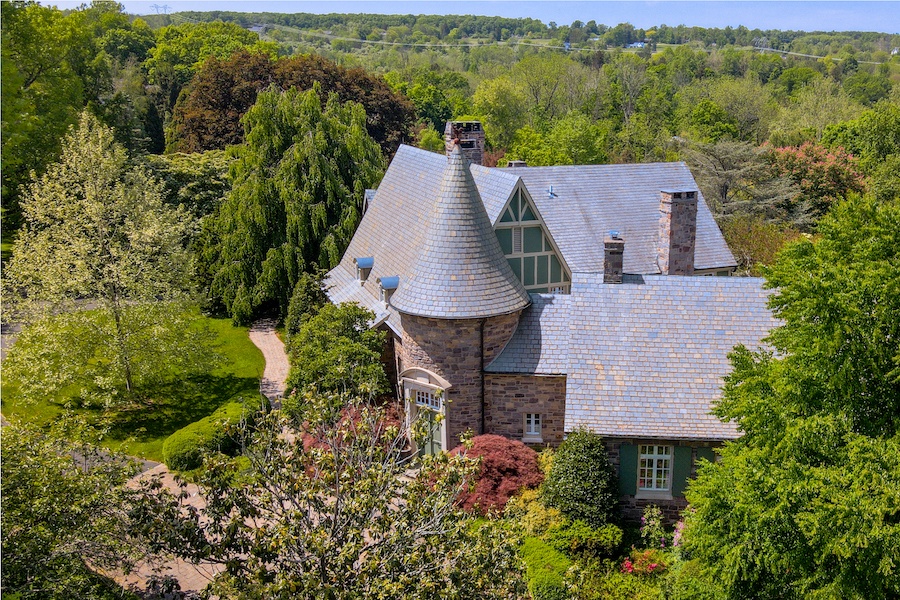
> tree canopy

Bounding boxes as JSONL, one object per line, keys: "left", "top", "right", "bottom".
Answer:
{"left": 684, "top": 194, "right": 900, "bottom": 599}
{"left": 3, "top": 112, "right": 214, "bottom": 404}
{"left": 167, "top": 50, "right": 416, "bottom": 155}
{"left": 133, "top": 402, "right": 526, "bottom": 599}
{"left": 207, "top": 85, "right": 385, "bottom": 324}
{"left": 1, "top": 423, "right": 142, "bottom": 600}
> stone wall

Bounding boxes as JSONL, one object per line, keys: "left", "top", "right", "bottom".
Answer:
{"left": 398, "top": 310, "right": 523, "bottom": 445}
{"left": 484, "top": 374, "right": 566, "bottom": 446}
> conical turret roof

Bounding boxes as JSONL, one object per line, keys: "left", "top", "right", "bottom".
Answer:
{"left": 390, "top": 146, "right": 530, "bottom": 319}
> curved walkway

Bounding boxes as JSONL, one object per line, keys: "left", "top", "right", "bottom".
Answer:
{"left": 248, "top": 319, "right": 290, "bottom": 403}
{"left": 118, "top": 319, "right": 291, "bottom": 595}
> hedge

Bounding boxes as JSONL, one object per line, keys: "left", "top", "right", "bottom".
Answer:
{"left": 520, "top": 537, "right": 571, "bottom": 600}
{"left": 162, "top": 394, "right": 267, "bottom": 470}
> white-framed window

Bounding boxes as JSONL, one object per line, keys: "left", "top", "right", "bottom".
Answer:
{"left": 414, "top": 387, "right": 441, "bottom": 411}
{"left": 638, "top": 444, "right": 672, "bottom": 491}
{"left": 523, "top": 413, "right": 542, "bottom": 442}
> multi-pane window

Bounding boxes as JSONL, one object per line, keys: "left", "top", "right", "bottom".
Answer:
{"left": 525, "top": 413, "right": 542, "bottom": 437}
{"left": 638, "top": 445, "right": 672, "bottom": 491}
{"left": 495, "top": 188, "right": 570, "bottom": 294}
{"left": 414, "top": 388, "right": 441, "bottom": 411}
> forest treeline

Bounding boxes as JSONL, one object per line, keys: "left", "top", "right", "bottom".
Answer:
{"left": 141, "top": 10, "right": 900, "bottom": 57}
{"left": 2, "top": 0, "right": 899, "bottom": 282}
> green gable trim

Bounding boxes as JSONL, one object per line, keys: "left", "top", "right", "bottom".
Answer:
{"left": 672, "top": 445, "right": 693, "bottom": 497}
{"left": 618, "top": 443, "right": 637, "bottom": 495}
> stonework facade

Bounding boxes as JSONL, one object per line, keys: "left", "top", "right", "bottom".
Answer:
{"left": 485, "top": 374, "right": 566, "bottom": 446}
{"left": 397, "top": 310, "right": 524, "bottom": 445}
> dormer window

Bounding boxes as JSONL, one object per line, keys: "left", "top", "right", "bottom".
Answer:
{"left": 354, "top": 257, "right": 374, "bottom": 285}
{"left": 377, "top": 276, "right": 399, "bottom": 306}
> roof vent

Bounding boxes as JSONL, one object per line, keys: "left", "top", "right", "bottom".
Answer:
{"left": 548, "top": 185, "right": 557, "bottom": 198}
{"left": 354, "top": 257, "right": 374, "bottom": 285}
{"left": 377, "top": 275, "right": 400, "bottom": 305}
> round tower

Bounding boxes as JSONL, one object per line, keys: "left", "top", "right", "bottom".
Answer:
{"left": 391, "top": 145, "right": 530, "bottom": 452}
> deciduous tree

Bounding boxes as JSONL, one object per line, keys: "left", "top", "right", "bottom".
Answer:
{"left": 3, "top": 113, "right": 211, "bottom": 404}
{"left": 684, "top": 195, "right": 900, "bottom": 599}
{"left": 1, "top": 423, "right": 142, "bottom": 600}
{"left": 132, "top": 403, "right": 526, "bottom": 599}
{"left": 167, "top": 50, "right": 416, "bottom": 155}
{"left": 285, "top": 302, "right": 388, "bottom": 400}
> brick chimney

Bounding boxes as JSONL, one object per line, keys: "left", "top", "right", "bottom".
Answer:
{"left": 444, "top": 121, "right": 485, "bottom": 165}
{"left": 658, "top": 190, "right": 698, "bottom": 276}
{"left": 604, "top": 231, "right": 625, "bottom": 284}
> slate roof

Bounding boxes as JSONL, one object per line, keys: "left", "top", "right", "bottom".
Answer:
{"left": 505, "top": 163, "right": 735, "bottom": 273}
{"left": 485, "top": 294, "right": 571, "bottom": 375}
{"left": 488, "top": 274, "right": 779, "bottom": 441}
{"left": 327, "top": 146, "right": 734, "bottom": 329}
{"left": 389, "top": 146, "right": 530, "bottom": 318}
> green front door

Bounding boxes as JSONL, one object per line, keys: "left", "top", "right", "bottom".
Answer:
{"left": 420, "top": 409, "right": 442, "bottom": 456}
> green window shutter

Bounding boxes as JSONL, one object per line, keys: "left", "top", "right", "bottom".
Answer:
{"left": 672, "top": 446, "right": 693, "bottom": 497}
{"left": 696, "top": 446, "right": 715, "bottom": 464}
{"left": 618, "top": 444, "right": 637, "bottom": 495}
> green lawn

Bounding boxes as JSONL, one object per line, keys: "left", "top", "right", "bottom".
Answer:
{"left": 1, "top": 315, "right": 264, "bottom": 462}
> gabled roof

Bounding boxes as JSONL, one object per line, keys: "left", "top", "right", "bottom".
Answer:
{"left": 505, "top": 163, "right": 736, "bottom": 273}
{"left": 488, "top": 274, "right": 779, "bottom": 441}
{"left": 390, "top": 146, "right": 530, "bottom": 318}
{"left": 327, "top": 145, "right": 736, "bottom": 331}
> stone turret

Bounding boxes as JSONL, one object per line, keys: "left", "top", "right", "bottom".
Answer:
{"left": 393, "top": 145, "right": 529, "bottom": 447}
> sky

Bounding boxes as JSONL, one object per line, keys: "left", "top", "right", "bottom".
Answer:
{"left": 51, "top": 1, "right": 900, "bottom": 34}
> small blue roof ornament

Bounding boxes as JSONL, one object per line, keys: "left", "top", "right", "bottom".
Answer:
{"left": 354, "top": 257, "right": 375, "bottom": 269}
{"left": 378, "top": 276, "right": 400, "bottom": 290}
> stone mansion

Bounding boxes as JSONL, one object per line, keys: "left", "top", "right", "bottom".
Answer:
{"left": 326, "top": 123, "right": 778, "bottom": 518}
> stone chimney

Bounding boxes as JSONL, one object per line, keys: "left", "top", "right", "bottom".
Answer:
{"left": 604, "top": 231, "right": 625, "bottom": 284}
{"left": 658, "top": 190, "right": 698, "bottom": 276}
{"left": 444, "top": 121, "right": 485, "bottom": 165}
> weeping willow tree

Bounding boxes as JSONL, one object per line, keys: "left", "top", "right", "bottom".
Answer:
{"left": 208, "top": 84, "right": 385, "bottom": 324}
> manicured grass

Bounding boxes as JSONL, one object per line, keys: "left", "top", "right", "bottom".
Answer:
{"left": 1, "top": 315, "right": 264, "bottom": 462}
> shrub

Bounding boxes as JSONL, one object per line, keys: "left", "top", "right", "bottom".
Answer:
{"left": 567, "top": 562, "right": 666, "bottom": 600}
{"left": 162, "top": 394, "right": 266, "bottom": 470}
{"left": 285, "top": 302, "right": 388, "bottom": 399}
{"left": 664, "top": 558, "right": 726, "bottom": 600}
{"left": 505, "top": 488, "right": 565, "bottom": 536}
{"left": 622, "top": 548, "right": 670, "bottom": 577}
{"left": 542, "top": 428, "right": 618, "bottom": 527}
{"left": 520, "top": 537, "right": 571, "bottom": 600}
{"left": 546, "top": 519, "right": 623, "bottom": 560}
{"left": 640, "top": 505, "right": 673, "bottom": 549}
{"left": 451, "top": 434, "right": 544, "bottom": 514}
